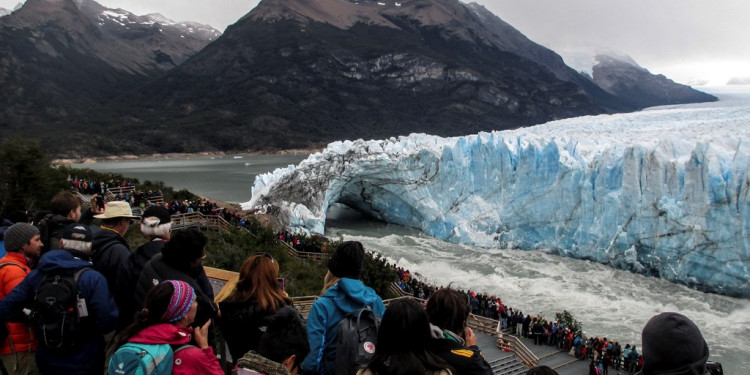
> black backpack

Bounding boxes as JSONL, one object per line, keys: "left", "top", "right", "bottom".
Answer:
{"left": 334, "top": 306, "right": 380, "bottom": 375}
{"left": 32, "top": 267, "right": 90, "bottom": 352}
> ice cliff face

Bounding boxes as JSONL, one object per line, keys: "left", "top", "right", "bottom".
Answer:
{"left": 245, "top": 88, "right": 750, "bottom": 297}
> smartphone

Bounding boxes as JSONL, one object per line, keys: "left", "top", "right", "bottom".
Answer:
{"left": 277, "top": 278, "right": 285, "bottom": 291}
{"left": 96, "top": 196, "right": 104, "bottom": 209}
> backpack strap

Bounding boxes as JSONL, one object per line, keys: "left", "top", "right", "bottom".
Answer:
{"left": 173, "top": 344, "right": 198, "bottom": 355}
{"left": 0, "top": 262, "right": 28, "bottom": 274}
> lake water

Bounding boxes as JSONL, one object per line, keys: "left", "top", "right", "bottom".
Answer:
{"left": 73, "top": 92, "right": 750, "bottom": 373}
{"left": 71, "top": 154, "right": 308, "bottom": 203}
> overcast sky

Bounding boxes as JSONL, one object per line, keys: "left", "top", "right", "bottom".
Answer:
{"left": 2, "top": 0, "right": 748, "bottom": 85}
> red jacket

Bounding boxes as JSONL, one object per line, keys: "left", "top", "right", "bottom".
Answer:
{"left": 0, "top": 252, "right": 36, "bottom": 355}
{"left": 127, "top": 323, "right": 224, "bottom": 375}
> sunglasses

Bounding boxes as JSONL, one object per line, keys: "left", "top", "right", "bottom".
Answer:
{"left": 252, "top": 252, "right": 276, "bottom": 264}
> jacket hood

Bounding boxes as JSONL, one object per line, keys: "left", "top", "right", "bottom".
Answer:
{"left": 128, "top": 323, "right": 193, "bottom": 346}
{"left": 429, "top": 323, "right": 466, "bottom": 346}
{"left": 91, "top": 226, "right": 125, "bottom": 248}
{"left": 37, "top": 249, "right": 93, "bottom": 272}
{"left": 324, "top": 278, "right": 381, "bottom": 314}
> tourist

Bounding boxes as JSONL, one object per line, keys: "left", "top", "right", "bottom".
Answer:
{"left": 217, "top": 252, "right": 294, "bottom": 364}
{"left": 0, "top": 223, "right": 118, "bottom": 375}
{"left": 234, "top": 305, "right": 309, "bottom": 375}
{"left": 113, "top": 280, "right": 223, "bottom": 375}
{"left": 135, "top": 228, "right": 217, "bottom": 332}
{"left": 91, "top": 201, "right": 138, "bottom": 296}
{"left": 627, "top": 345, "right": 639, "bottom": 375}
{"left": 116, "top": 205, "right": 173, "bottom": 327}
{"left": 526, "top": 365, "right": 559, "bottom": 375}
{"left": 0, "top": 223, "right": 42, "bottom": 375}
{"left": 37, "top": 191, "right": 84, "bottom": 254}
{"left": 425, "top": 287, "right": 492, "bottom": 375}
{"left": 636, "top": 312, "right": 711, "bottom": 375}
{"left": 300, "top": 241, "right": 386, "bottom": 375}
{"left": 357, "top": 298, "right": 453, "bottom": 375}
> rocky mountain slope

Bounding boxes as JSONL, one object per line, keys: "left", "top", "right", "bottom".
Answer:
{"left": 592, "top": 53, "right": 716, "bottom": 108}
{"left": 108, "top": 0, "right": 614, "bottom": 155}
{"left": 0, "top": 0, "right": 717, "bottom": 157}
{"left": 0, "top": 0, "right": 219, "bottom": 146}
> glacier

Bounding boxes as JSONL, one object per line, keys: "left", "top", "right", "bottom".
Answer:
{"left": 244, "top": 87, "right": 750, "bottom": 298}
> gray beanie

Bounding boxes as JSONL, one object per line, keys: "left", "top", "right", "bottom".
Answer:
{"left": 4, "top": 223, "right": 40, "bottom": 252}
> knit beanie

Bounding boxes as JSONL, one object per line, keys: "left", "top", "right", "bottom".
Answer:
{"left": 161, "top": 280, "right": 196, "bottom": 322}
{"left": 327, "top": 241, "right": 364, "bottom": 279}
{"left": 3, "top": 223, "right": 40, "bottom": 252}
{"left": 640, "top": 312, "right": 709, "bottom": 375}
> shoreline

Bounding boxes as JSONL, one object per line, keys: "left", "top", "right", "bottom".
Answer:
{"left": 51, "top": 147, "right": 322, "bottom": 166}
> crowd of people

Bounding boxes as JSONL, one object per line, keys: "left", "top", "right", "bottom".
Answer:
{"left": 0, "top": 191, "right": 719, "bottom": 375}
{"left": 390, "top": 266, "right": 717, "bottom": 375}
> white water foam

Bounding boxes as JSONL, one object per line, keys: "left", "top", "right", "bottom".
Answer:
{"left": 327, "top": 224, "right": 750, "bottom": 374}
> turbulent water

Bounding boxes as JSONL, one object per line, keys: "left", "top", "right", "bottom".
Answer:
{"left": 325, "top": 206, "right": 750, "bottom": 374}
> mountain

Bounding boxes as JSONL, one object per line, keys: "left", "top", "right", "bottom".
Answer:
{"left": 1, "top": 0, "right": 717, "bottom": 157}
{"left": 0, "top": 0, "right": 219, "bottom": 149}
{"left": 592, "top": 53, "right": 717, "bottom": 108}
{"left": 109, "top": 0, "right": 614, "bottom": 155}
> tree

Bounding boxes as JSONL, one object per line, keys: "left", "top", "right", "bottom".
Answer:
{"left": 555, "top": 310, "right": 583, "bottom": 335}
{"left": 0, "top": 138, "right": 69, "bottom": 219}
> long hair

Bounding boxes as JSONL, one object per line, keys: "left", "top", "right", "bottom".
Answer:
{"left": 425, "top": 287, "right": 471, "bottom": 336}
{"left": 117, "top": 282, "right": 175, "bottom": 348}
{"left": 367, "top": 298, "right": 452, "bottom": 375}
{"left": 320, "top": 270, "right": 340, "bottom": 296}
{"left": 224, "top": 253, "right": 291, "bottom": 312}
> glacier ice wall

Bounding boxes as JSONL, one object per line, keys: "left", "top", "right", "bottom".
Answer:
{"left": 245, "top": 89, "right": 750, "bottom": 297}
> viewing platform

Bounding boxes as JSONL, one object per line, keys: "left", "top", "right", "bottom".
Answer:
{"left": 205, "top": 267, "right": 592, "bottom": 375}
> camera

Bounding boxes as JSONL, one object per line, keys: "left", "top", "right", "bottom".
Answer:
{"left": 706, "top": 361, "right": 723, "bottom": 375}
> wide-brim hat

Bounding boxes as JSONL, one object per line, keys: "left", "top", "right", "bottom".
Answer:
{"left": 93, "top": 201, "right": 139, "bottom": 219}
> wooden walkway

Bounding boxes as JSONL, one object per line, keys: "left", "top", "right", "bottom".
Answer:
{"left": 206, "top": 265, "right": 588, "bottom": 375}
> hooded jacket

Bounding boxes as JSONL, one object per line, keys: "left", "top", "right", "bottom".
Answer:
{"left": 0, "top": 250, "right": 118, "bottom": 375}
{"left": 0, "top": 252, "right": 35, "bottom": 355}
{"left": 428, "top": 324, "right": 492, "bottom": 375}
{"left": 301, "top": 278, "right": 385, "bottom": 375}
{"left": 115, "top": 239, "right": 166, "bottom": 328}
{"left": 91, "top": 226, "right": 131, "bottom": 296}
{"left": 135, "top": 253, "right": 217, "bottom": 328}
{"left": 125, "top": 323, "right": 224, "bottom": 375}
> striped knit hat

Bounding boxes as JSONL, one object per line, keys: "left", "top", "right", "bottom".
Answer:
{"left": 161, "top": 280, "right": 196, "bottom": 322}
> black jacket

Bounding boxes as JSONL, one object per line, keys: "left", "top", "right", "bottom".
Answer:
{"left": 428, "top": 324, "right": 492, "bottom": 375}
{"left": 91, "top": 226, "right": 131, "bottom": 296}
{"left": 135, "top": 253, "right": 217, "bottom": 327}
{"left": 218, "top": 299, "right": 292, "bottom": 363}
{"left": 115, "top": 239, "right": 166, "bottom": 327}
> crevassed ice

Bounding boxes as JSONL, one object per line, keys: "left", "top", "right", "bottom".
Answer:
{"left": 244, "top": 87, "right": 750, "bottom": 298}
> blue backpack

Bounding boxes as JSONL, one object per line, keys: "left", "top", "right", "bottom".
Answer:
{"left": 108, "top": 342, "right": 192, "bottom": 375}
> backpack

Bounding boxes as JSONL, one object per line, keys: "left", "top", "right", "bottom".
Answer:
{"left": 32, "top": 267, "right": 90, "bottom": 352}
{"left": 334, "top": 306, "right": 380, "bottom": 375}
{"left": 108, "top": 343, "right": 194, "bottom": 375}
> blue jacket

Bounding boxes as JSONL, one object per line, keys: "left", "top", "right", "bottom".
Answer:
{"left": 0, "top": 250, "right": 118, "bottom": 375}
{"left": 301, "top": 278, "right": 385, "bottom": 375}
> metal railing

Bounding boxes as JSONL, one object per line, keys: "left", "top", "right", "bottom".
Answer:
{"left": 497, "top": 333, "right": 539, "bottom": 367}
